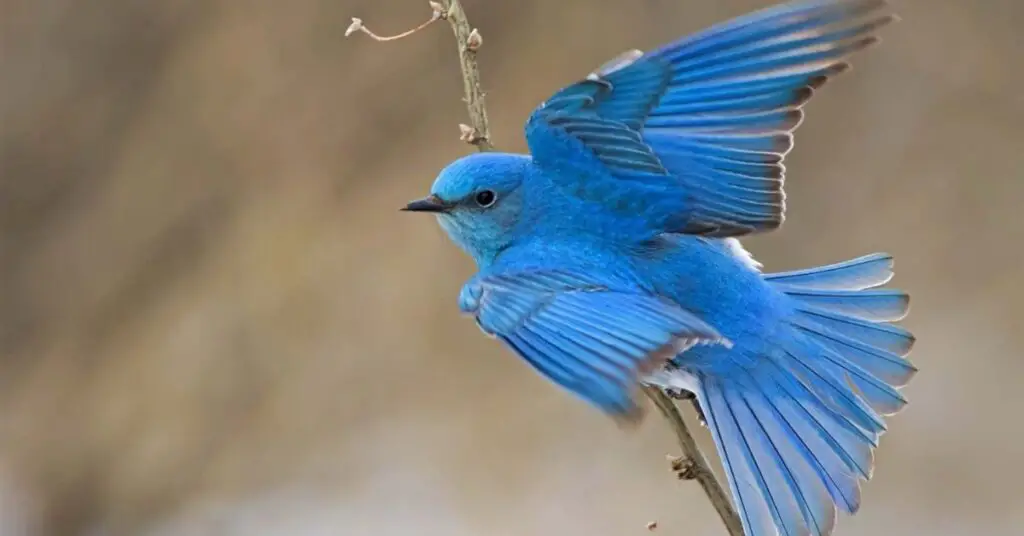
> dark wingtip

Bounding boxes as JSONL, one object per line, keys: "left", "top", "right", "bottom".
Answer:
{"left": 612, "top": 396, "right": 648, "bottom": 430}
{"left": 807, "top": 62, "right": 851, "bottom": 90}
{"left": 791, "top": 86, "right": 815, "bottom": 107}
{"left": 849, "top": 35, "right": 883, "bottom": 54}
{"left": 787, "top": 108, "right": 806, "bottom": 131}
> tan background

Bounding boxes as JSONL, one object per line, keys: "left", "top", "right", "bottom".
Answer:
{"left": 1, "top": 0, "right": 1022, "bottom": 534}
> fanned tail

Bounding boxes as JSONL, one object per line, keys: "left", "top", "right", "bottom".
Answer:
{"left": 771, "top": 252, "right": 917, "bottom": 414}
{"left": 691, "top": 253, "right": 915, "bottom": 536}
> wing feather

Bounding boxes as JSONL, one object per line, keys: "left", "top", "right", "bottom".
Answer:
{"left": 465, "top": 270, "right": 726, "bottom": 419}
{"left": 526, "top": 0, "right": 895, "bottom": 237}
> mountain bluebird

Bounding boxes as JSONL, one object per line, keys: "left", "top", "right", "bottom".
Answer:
{"left": 403, "top": 1, "right": 914, "bottom": 535}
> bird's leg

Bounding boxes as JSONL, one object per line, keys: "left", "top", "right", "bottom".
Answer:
{"left": 664, "top": 388, "right": 707, "bottom": 427}
{"left": 664, "top": 387, "right": 693, "bottom": 400}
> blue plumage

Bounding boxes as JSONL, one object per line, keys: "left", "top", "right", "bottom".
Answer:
{"left": 526, "top": 0, "right": 897, "bottom": 238}
{"left": 404, "top": 2, "right": 913, "bottom": 535}
{"left": 464, "top": 268, "right": 724, "bottom": 420}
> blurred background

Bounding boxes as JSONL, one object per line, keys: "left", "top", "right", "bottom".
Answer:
{"left": 1, "top": 0, "right": 1022, "bottom": 534}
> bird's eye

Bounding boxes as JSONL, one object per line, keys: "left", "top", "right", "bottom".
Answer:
{"left": 474, "top": 190, "right": 496, "bottom": 207}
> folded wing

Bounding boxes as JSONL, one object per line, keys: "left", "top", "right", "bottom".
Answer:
{"left": 462, "top": 269, "right": 726, "bottom": 420}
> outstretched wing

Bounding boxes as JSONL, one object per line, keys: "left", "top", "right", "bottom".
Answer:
{"left": 460, "top": 269, "right": 725, "bottom": 421}
{"left": 525, "top": 0, "right": 895, "bottom": 237}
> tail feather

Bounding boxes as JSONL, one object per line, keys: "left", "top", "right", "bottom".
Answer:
{"left": 737, "top": 375, "right": 839, "bottom": 535}
{"left": 700, "top": 374, "right": 846, "bottom": 536}
{"left": 678, "top": 253, "right": 915, "bottom": 536}
{"left": 773, "top": 254, "right": 917, "bottom": 415}
{"left": 786, "top": 288, "right": 908, "bottom": 322}
{"left": 701, "top": 378, "right": 808, "bottom": 536}
{"left": 795, "top": 331, "right": 909, "bottom": 416}
{"left": 760, "top": 367, "right": 873, "bottom": 492}
{"left": 763, "top": 253, "right": 894, "bottom": 290}
{"left": 796, "top": 308, "right": 914, "bottom": 356}
{"left": 696, "top": 346, "right": 887, "bottom": 536}
{"left": 790, "top": 319, "right": 916, "bottom": 387}
{"left": 780, "top": 344, "right": 886, "bottom": 435}
{"left": 760, "top": 355, "right": 877, "bottom": 479}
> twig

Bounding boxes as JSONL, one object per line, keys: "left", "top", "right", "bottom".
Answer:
{"left": 346, "top": 2, "right": 741, "bottom": 533}
{"left": 644, "top": 387, "right": 745, "bottom": 535}
{"left": 344, "top": 3, "right": 442, "bottom": 42}
{"left": 436, "top": 0, "right": 493, "bottom": 150}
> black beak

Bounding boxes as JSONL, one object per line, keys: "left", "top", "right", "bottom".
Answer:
{"left": 401, "top": 195, "right": 450, "bottom": 213}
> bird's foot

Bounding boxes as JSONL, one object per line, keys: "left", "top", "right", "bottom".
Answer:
{"left": 664, "top": 388, "right": 695, "bottom": 400}
{"left": 663, "top": 388, "right": 707, "bottom": 427}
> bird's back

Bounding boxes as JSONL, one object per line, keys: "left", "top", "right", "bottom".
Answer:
{"left": 632, "top": 235, "right": 791, "bottom": 372}
{"left": 517, "top": 164, "right": 788, "bottom": 356}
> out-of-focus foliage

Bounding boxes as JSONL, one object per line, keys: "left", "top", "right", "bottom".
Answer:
{"left": 0, "top": 1, "right": 1021, "bottom": 534}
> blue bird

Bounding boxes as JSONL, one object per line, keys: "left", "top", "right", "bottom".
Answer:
{"left": 403, "top": 1, "right": 914, "bottom": 535}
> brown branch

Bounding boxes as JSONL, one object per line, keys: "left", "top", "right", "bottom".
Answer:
{"left": 344, "top": 3, "right": 442, "bottom": 42}
{"left": 437, "top": 0, "right": 493, "bottom": 150}
{"left": 344, "top": 1, "right": 492, "bottom": 149}
{"left": 644, "top": 387, "right": 745, "bottom": 535}
{"left": 346, "top": 1, "right": 741, "bottom": 533}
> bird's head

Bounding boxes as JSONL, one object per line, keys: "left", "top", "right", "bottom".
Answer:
{"left": 402, "top": 152, "right": 531, "bottom": 267}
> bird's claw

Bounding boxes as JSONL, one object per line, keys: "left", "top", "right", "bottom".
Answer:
{"left": 665, "top": 388, "right": 695, "bottom": 400}
{"left": 664, "top": 388, "right": 707, "bottom": 427}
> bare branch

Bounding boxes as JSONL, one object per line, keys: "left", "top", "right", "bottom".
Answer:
{"left": 645, "top": 387, "right": 745, "bottom": 536}
{"left": 437, "top": 0, "right": 493, "bottom": 150}
{"left": 344, "top": 3, "right": 442, "bottom": 42}
{"left": 344, "top": 0, "right": 492, "bottom": 149}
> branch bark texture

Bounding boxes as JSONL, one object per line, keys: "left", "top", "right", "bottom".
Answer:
{"left": 644, "top": 387, "right": 745, "bottom": 535}
{"left": 439, "top": 0, "right": 493, "bottom": 151}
